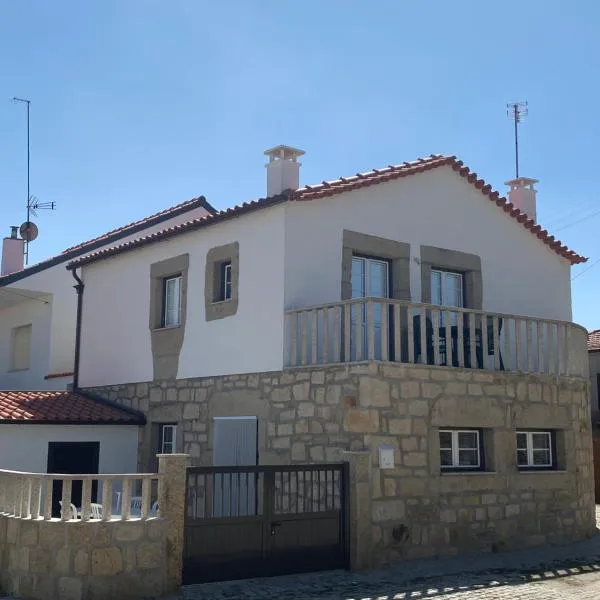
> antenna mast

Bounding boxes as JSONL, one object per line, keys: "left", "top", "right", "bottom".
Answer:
{"left": 12, "top": 97, "right": 55, "bottom": 265}
{"left": 506, "top": 101, "right": 528, "bottom": 179}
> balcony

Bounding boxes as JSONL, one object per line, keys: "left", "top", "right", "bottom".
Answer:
{"left": 284, "top": 298, "right": 588, "bottom": 378}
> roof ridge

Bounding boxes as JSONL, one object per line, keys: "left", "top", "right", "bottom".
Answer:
{"left": 67, "top": 154, "right": 586, "bottom": 269}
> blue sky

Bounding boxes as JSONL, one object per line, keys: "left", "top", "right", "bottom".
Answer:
{"left": 1, "top": 1, "right": 599, "bottom": 328}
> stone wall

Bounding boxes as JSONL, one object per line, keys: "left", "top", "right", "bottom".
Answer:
{"left": 91, "top": 362, "right": 596, "bottom": 567}
{"left": 0, "top": 516, "right": 168, "bottom": 600}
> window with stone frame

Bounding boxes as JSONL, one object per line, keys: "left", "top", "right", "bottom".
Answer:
{"left": 516, "top": 430, "right": 556, "bottom": 470}
{"left": 439, "top": 429, "right": 484, "bottom": 471}
{"left": 205, "top": 242, "right": 239, "bottom": 321}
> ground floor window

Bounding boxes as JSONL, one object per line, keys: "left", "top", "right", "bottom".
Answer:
{"left": 516, "top": 431, "right": 554, "bottom": 469}
{"left": 439, "top": 429, "right": 482, "bottom": 471}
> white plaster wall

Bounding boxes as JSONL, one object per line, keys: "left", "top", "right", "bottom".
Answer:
{"left": 284, "top": 166, "right": 573, "bottom": 321}
{"left": 79, "top": 205, "right": 286, "bottom": 387}
{"left": 0, "top": 424, "right": 139, "bottom": 473}
{"left": 0, "top": 205, "right": 210, "bottom": 390}
{"left": 0, "top": 293, "right": 55, "bottom": 390}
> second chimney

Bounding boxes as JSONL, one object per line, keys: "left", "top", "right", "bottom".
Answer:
{"left": 1, "top": 227, "right": 25, "bottom": 276}
{"left": 264, "top": 145, "right": 305, "bottom": 197}
{"left": 505, "top": 177, "right": 538, "bottom": 222}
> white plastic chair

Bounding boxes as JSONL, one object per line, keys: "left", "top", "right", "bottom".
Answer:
{"left": 151, "top": 500, "right": 159, "bottom": 516}
{"left": 59, "top": 501, "right": 78, "bottom": 520}
{"left": 90, "top": 503, "right": 103, "bottom": 520}
{"left": 130, "top": 496, "right": 143, "bottom": 512}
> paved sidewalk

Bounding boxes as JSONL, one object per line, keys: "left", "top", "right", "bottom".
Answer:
{"left": 182, "top": 507, "right": 600, "bottom": 599}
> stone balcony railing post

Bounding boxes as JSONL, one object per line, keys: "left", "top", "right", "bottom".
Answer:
{"left": 342, "top": 450, "right": 372, "bottom": 571}
{"left": 158, "top": 453, "right": 189, "bottom": 593}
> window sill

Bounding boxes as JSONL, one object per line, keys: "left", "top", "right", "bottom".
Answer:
{"left": 518, "top": 468, "right": 565, "bottom": 474}
{"left": 441, "top": 470, "right": 496, "bottom": 476}
{"left": 152, "top": 325, "right": 181, "bottom": 332}
{"left": 7, "top": 368, "right": 30, "bottom": 373}
{"left": 211, "top": 299, "right": 233, "bottom": 306}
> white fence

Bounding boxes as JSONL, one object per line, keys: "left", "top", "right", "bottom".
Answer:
{"left": 0, "top": 468, "right": 162, "bottom": 521}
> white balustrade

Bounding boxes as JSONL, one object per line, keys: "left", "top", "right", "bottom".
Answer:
{"left": 0, "top": 469, "right": 162, "bottom": 521}
{"left": 284, "top": 298, "right": 588, "bottom": 377}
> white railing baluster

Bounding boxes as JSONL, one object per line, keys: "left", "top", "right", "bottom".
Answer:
{"left": 548, "top": 322, "right": 555, "bottom": 375}
{"left": 102, "top": 479, "right": 113, "bottom": 521}
{"left": 322, "top": 307, "right": 329, "bottom": 364}
{"left": 290, "top": 313, "right": 298, "bottom": 367}
{"left": 420, "top": 306, "right": 427, "bottom": 364}
{"left": 44, "top": 477, "right": 53, "bottom": 520}
{"left": 20, "top": 476, "right": 29, "bottom": 517}
{"left": 432, "top": 308, "right": 440, "bottom": 366}
{"left": 457, "top": 313, "right": 465, "bottom": 368}
{"left": 407, "top": 308, "right": 415, "bottom": 364}
{"left": 492, "top": 316, "right": 500, "bottom": 370}
{"left": 300, "top": 312, "right": 308, "bottom": 366}
{"left": 537, "top": 322, "right": 544, "bottom": 373}
{"left": 141, "top": 477, "right": 151, "bottom": 520}
{"left": 558, "top": 323, "right": 566, "bottom": 376}
{"left": 60, "top": 479, "right": 73, "bottom": 521}
{"left": 30, "top": 477, "right": 41, "bottom": 520}
{"left": 504, "top": 318, "right": 511, "bottom": 371}
{"left": 469, "top": 312, "right": 476, "bottom": 368}
{"left": 311, "top": 310, "right": 318, "bottom": 364}
{"left": 381, "top": 300, "right": 389, "bottom": 361}
{"left": 367, "top": 300, "right": 375, "bottom": 360}
{"left": 393, "top": 303, "right": 401, "bottom": 362}
{"left": 526, "top": 320, "right": 534, "bottom": 372}
{"left": 81, "top": 479, "right": 92, "bottom": 521}
{"left": 515, "top": 319, "right": 522, "bottom": 371}
{"left": 344, "top": 304, "right": 351, "bottom": 362}
{"left": 333, "top": 306, "right": 341, "bottom": 362}
{"left": 122, "top": 478, "right": 131, "bottom": 521}
{"left": 355, "top": 302, "right": 363, "bottom": 361}
{"left": 481, "top": 314, "right": 488, "bottom": 371}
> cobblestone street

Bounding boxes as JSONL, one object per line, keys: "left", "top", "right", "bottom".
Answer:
{"left": 182, "top": 508, "right": 600, "bottom": 600}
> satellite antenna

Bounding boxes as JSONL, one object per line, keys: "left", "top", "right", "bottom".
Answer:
{"left": 506, "top": 101, "right": 528, "bottom": 179}
{"left": 19, "top": 221, "right": 39, "bottom": 242}
{"left": 12, "top": 97, "right": 56, "bottom": 265}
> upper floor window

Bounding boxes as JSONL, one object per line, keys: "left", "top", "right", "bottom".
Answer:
{"left": 11, "top": 324, "right": 32, "bottom": 371}
{"left": 431, "top": 270, "right": 463, "bottom": 308}
{"left": 517, "top": 431, "right": 554, "bottom": 469}
{"left": 216, "top": 261, "right": 232, "bottom": 302}
{"left": 162, "top": 275, "right": 182, "bottom": 328}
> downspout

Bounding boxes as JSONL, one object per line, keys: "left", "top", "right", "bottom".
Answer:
{"left": 71, "top": 268, "right": 84, "bottom": 390}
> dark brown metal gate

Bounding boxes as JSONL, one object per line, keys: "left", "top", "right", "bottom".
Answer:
{"left": 183, "top": 463, "right": 349, "bottom": 584}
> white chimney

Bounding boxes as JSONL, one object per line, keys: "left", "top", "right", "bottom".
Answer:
{"left": 264, "top": 145, "right": 305, "bottom": 197}
{"left": 1, "top": 227, "right": 25, "bottom": 276}
{"left": 505, "top": 177, "right": 538, "bottom": 222}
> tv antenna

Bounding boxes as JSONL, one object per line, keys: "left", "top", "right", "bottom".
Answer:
{"left": 12, "top": 97, "right": 55, "bottom": 264}
{"left": 506, "top": 101, "right": 528, "bottom": 179}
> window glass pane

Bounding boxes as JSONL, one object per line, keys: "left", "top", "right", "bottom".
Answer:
{"left": 162, "top": 426, "right": 173, "bottom": 444}
{"left": 458, "top": 449, "right": 479, "bottom": 466}
{"left": 440, "top": 449, "right": 453, "bottom": 467}
{"left": 351, "top": 258, "right": 366, "bottom": 299}
{"left": 458, "top": 431, "right": 478, "bottom": 449}
{"left": 439, "top": 431, "right": 452, "bottom": 449}
{"left": 368, "top": 261, "right": 389, "bottom": 298}
{"left": 532, "top": 433, "right": 551, "bottom": 450}
{"left": 445, "top": 273, "right": 463, "bottom": 308}
{"left": 517, "top": 449, "right": 528, "bottom": 466}
{"left": 532, "top": 449, "right": 551, "bottom": 466}
{"left": 164, "top": 277, "right": 181, "bottom": 326}
{"left": 431, "top": 271, "right": 442, "bottom": 305}
{"left": 516, "top": 433, "right": 527, "bottom": 450}
{"left": 223, "top": 263, "right": 232, "bottom": 300}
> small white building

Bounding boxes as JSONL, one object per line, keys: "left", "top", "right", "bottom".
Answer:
{"left": 0, "top": 196, "right": 214, "bottom": 391}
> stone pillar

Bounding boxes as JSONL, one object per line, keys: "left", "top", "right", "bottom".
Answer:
{"left": 342, "top": 450, "right": 372, "bottom": 571}
{"left": 158, "top": 453, "right": 189, "bottom": 593}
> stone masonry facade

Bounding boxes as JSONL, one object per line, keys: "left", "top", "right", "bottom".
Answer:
{"left": 91, "top": 361, "right": 596, "bottom": 568}
{"left": 0, "top": 515, "right": 168, "bottom": 600}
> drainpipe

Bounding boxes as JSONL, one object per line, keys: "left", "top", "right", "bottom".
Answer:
{"left": 71, "top": 269, "right": 84, "bottom": 390}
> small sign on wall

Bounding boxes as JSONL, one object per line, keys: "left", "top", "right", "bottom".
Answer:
{"left": 378, "top": 445, "right": 395, "bottom": 469}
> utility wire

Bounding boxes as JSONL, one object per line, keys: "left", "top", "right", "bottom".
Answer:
{"left": 553, "top": 208, "right": 600, "bottom": 233}
{"left": 0, "top": 287, "right": 49, "bottom": 304}
{"left": 572, "top": 256, "right": 600, "bottom": 281}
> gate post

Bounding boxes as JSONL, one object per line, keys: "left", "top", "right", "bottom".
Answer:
{"left": 342, "top": 450, "right": 372, "bottom": 571}
{"left": 158, "top": 453, "right": 189, "bottom": 593}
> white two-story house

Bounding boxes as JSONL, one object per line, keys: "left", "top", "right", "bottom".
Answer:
{"left": 70, "top": 147, "right": 594, "bottom": 569}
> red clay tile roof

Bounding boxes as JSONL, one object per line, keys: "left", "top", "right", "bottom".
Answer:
{"left": 0, "top": 390, "right": 145, "bottom": 424}
{"left": 589, "top": 330, "right": 600, "bottom": 352}
{"left": 68, "top": 155, "right": 587, "bottom": 269}
{"left": 0, "top": 195, "right": 215, "bottom": 287}
{"left": 62, "top": 196, "right": 215, "bottom": 254}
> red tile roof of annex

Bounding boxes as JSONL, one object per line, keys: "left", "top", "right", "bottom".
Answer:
{"left": 589, "top": 330, "right": 600, "bottom": 352}
{"left": 0, "top": 390, "right": 145, "bottom": 424}
{"left": 68, "top": 155, "right": 587, "bottom": 269}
